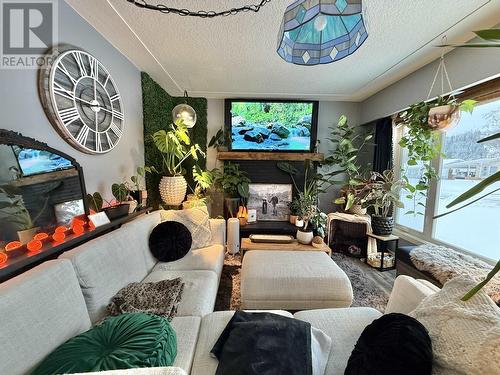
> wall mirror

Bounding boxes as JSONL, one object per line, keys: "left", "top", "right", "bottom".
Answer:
{"left": 0, "top": 130, "right": 88, "bottom": 246}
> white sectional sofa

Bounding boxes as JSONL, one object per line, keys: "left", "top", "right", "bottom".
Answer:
{"left": 0, "top": 210, "right": 439, "bottom": 375}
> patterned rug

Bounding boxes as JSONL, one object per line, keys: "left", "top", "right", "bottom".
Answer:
{"left": 215, "top": 252, "right": 391, "bottom": 312}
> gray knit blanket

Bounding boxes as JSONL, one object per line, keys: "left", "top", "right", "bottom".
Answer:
{"left": 410, "top": 244, "right": 500, "bottom": 303}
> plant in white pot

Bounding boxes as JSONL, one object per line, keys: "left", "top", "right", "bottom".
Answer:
{"left": 153, "top": 119, "right": 205, "bottom": 207}
{"left": 295, "top": 193, "right": 317, "bottom": 244}
{"left": 363, "top": 170, "right": 405, "bottom": 235}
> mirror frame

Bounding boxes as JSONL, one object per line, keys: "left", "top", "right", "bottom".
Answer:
{"left": 0, "top": 128, "right": 89, "bottom": 215}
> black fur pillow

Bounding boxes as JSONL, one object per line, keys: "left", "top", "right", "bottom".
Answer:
{"left": 345, "top": 313, "right": 433, "bottom": 375}
{"left": 149, "top": 221, "right": 192, "bottom": 262}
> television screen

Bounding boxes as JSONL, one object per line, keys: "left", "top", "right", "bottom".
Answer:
{"left": 14, "top": 147, "right": 73, "bottom": 177}
{"left": 228, "top": 100, "right": 317, "bottom": 151}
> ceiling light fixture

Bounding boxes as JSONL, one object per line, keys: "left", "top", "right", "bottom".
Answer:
{"left": 277, "top": 0, "right": 368, "bottom": 65}
{"left": 125, "top": 0, "right": 271, "bottom": 18}
{"left": 172, "top": 91, "right": 197, "bottom": 128}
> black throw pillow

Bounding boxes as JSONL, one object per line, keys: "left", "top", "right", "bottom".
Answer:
{"left": 345, "top": 313, "right": 432, "bottom": 375}
{"left": 149, "top": 221, "right": 192, "bottom": 262}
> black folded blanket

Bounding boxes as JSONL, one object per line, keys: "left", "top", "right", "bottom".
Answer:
{"left": 211, "top": 311, "right": 312, "bottom": 375}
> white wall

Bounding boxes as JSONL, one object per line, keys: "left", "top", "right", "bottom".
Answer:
{"left": 360, "top": 36, "right": 500, "bottom": 124}
{"left": 0, "top": 0, "right": 144, "bottom": 201}
{"left": 206, "top": 99, "right": 361, "bottom": 212}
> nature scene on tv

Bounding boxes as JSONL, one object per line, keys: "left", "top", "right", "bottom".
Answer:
{"left": 230, "top": 101, "right": 314, "bottom": 151}
{"left": 15, "top": 147, "right": 73, "bottom": 176}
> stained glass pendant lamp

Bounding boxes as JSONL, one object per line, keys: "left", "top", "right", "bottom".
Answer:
{"left": 277, "top": 0, "right": 368, "bottom": 65}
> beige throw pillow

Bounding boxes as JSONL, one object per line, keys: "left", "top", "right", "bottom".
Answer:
{"left": 410, "top": 277, "right": 500, "bottom": 375}
{"left": 161, "top": 206, "right": 212, "bottom": 250}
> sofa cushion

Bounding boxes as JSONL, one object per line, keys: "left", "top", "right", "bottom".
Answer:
{"left": 143, "top": 270, "right": 218, "bottom": 317}
{"left": 410, "top": 277, "right": 500, "bottom": 375}
{"left": 121, "top": 211, "right": 162, "bottom": 272}
{"left": 161, "top": 207, "right": 212, "bottom": 250}
{"left": 0, "top": 260, "right": 91, "bottom": 375}
{"left": 345, "top": 313, "right": 432, "bottom": 375}
{"left": 385, "top": 275, "right": 440, "bottom": 315}
{"left": 170, "top": 316, "right": 201, "bottom": 374}
{"left": 294, "top": 307, "right": 382, "bottom": 375}
{"left": 60, "top": 226, "right": 150, "bottom": 323}
{"left": 32, "top": 312, "right": 177, "bottom": 375}
{"left": 151, "top": 244, "right": 225, "bottom": 279}
{"left": 149, "top": 221, "right": 192, "bottom": 262}
{"left": 190, "top": 311, "right": 293, "bottom": 375}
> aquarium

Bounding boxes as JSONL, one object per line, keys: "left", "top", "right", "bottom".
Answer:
{"left": 14, "top": 147, "right": 73, "bottom": 176}
{"left": 227, "top": 99, "right": 318, "bottom": 151}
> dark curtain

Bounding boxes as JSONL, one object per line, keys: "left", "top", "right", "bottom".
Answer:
{"left": 372, "top": 117, "right": 393, "bottom": 173}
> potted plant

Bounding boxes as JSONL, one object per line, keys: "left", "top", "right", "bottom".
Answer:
{"left": 295, "top": 193, "right": 317, "bottom": 244}
{"left": 288, "top": 198, "right": 300, "bottom": 225}
{"left": 208, "top": 127, "right": 227, "bottom": 151}
{"left": 86, "top": 184, "right": 130, "bottom": 221}
{"left": 322, "top": 115, "right": 373, "bottom": 214}
{"left": 153, "top": 119, "right": 205, "bottom": 206}
{"left": 127, "top": 166, "right": 157, "bottom": 208}
{"left": 214, "top": 162, "right": 250, "bottom": 219}
{"left": 183, "top": 165, "right": 218, "bottom": 210}
{"left": 363, "top": 170, "right": 405, "bottom": 235}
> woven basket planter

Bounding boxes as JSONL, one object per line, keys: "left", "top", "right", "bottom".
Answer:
{"left": 348, "top": 204, "right": 367, "bottom": 216}
{"left": 159, "top": 176, "right": 187, "bottom": 206}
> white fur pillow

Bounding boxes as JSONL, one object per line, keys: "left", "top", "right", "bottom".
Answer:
{"left": 161, "top": 206, "right": 211, "bottom": 250}
{"left": 409, "top": 277, "right": 500, "bottom": 375}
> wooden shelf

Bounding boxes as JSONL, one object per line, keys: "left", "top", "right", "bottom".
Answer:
{"left": 217, "top": 151, "right": 324, "bottom": 162}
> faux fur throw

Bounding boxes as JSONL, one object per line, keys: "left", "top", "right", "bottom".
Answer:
{"left": 410, "top": 244, "right": 500, "bottom": 303}
{"left": 107, "top": 278, "right": 184, "bottom": 321}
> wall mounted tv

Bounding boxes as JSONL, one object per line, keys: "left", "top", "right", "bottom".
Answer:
{"left": 226, "top": 99, "right": 318, "bottom": 152}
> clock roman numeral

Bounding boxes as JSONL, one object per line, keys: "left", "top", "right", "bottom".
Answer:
{"left": 109, "top": 122, "right": 122, "bottom": 138}
{"left": 57, "top": 61, "right": 77, "bottom": 85}
{"left": 53, "top": 81, "right": 75, "bottom": 101}
{"left": 72, "top": 51, "right": 88, "bottom": 76}
{"left": 75, "top": 125, "right": 90, "bottom": 146}
{"left": 96, "top": 132, "right": 103, "bottom": 152}
{"left": 105, "top": 131, "right": 115, "bottom": 149}
{"left": 59, "top": 107, "right": 80, "bottom": 127}
{"left": 103, "top": 74, "right": 110, "bottom": 88}
{"left": 89, "top": 56, "right": 99, "bottom": 80}
{"left": 110, "top": 94, "right": 120, "bottom": 102}
{"left": 112, "top": 110, "right": 124, "bottom": 121}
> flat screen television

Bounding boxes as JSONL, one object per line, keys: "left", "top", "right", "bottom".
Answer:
{"left": 226, "top": 99, "right": 318, "bottom": 152}
{"left": 13, "top": 146, "right": 73, "bottom": 177}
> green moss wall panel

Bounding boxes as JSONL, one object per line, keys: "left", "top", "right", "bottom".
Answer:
{"left": 141, "top": 72, "right": 207, "bottom": 208}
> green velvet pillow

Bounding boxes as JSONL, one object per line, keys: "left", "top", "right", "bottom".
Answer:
{"left": 32, "top": 312, "right": 177, "bottom": 375}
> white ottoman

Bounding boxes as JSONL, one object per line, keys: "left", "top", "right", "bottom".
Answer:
{"left": 241, "top": 251, "right": 353, "bottom": 310}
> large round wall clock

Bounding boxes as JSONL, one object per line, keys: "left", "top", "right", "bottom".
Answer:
{"left": 39, "top": 45, "right": 124, "bottom": 154}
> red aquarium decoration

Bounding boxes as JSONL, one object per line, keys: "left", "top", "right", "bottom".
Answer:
{"left": 33, "top": 232, "right": 49, "bottom": 241}
{"left": 5, "top": 241, "right": 22, "bottom": 252}
{"left": 52, "top": 232, "right": 66, "bottom": 243}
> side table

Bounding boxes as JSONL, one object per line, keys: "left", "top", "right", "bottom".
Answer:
{"left": 366, "top": 233, "right": 399, "bottom": 272}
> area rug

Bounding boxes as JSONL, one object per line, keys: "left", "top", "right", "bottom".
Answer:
{"left": 215, "top": 252, "right": 390, "bottom": 312}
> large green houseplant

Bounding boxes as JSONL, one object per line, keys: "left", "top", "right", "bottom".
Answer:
{"left": 153, "top": 119, "right": 204, "bottom": 206}
{"left": 323, "top": 115, "right": 372, "bottom": 213}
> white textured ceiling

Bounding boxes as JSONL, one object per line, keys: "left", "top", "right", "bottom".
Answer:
{"left": 66, "top": 0, "right": 500, "bottom": 101}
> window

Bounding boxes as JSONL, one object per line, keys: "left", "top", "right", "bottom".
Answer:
{"left": 434, "top": 99, "right": 500, "bottom": 260}
{"left": 394, "top": 78, "right": 500, "bottom": 261}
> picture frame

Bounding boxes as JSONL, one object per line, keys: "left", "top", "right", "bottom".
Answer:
{"left": 247, "top": 183, "right": 292, "bottom": 221}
